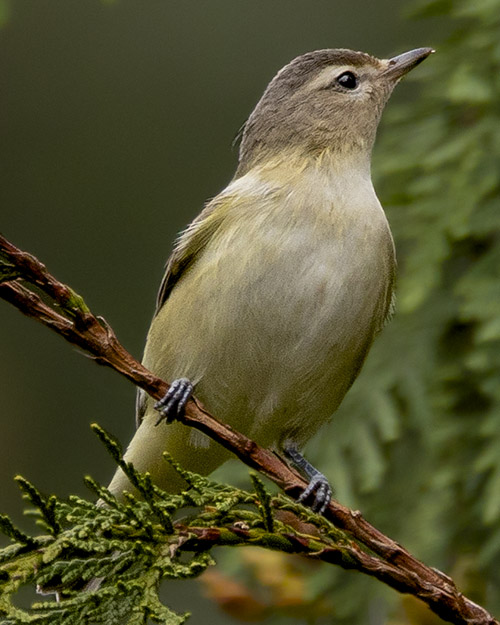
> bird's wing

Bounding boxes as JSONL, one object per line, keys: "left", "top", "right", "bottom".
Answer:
{"left": 135, "top": 195, "right": 231, "bottom": 426}
{"left": 154, "top": 196, "right": 230, "bottom": 314}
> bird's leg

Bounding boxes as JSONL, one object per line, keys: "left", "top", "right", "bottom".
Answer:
{"left": 154, "top": 378, "right": 193, "bottom": 425}
{"left": 283, "top": 442, "right": 332, "bottom": 514}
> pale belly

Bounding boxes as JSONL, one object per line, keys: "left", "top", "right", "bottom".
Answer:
{"left": 143, "top": 202, "right": 394, "bottom": 451}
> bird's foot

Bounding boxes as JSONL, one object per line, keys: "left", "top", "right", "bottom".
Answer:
{"left": 297, "top": 469, "right": 332, "bottom": 514}
{"left": 154, "top": 378, "right": 193, "bottom": 426}
{"left": 283, "top": 443, "right": 333, "bottom": 515}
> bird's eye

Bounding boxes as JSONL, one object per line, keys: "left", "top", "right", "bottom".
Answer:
{"left": 336, "top": 71, "right": 358, "bottom": 90}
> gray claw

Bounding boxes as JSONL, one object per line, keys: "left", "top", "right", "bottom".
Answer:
{"left": 154, "top": 378, "right": 193, "bottom": 425}
{"left": 298, "top": 472, "right": 332, "bottom": 514}
{"left": 283, "top": 443, "right": 333, "bottom": 515}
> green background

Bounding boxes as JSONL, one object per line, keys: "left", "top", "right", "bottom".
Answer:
{"left": 1, "top": 1, "right": 499, "bottom": 624}
{"left": 0, "top": 0, "right": 440, "bottom": 522}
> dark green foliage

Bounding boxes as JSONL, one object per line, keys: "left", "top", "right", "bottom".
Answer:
{"left": 250, "top": 474, "right": 274, "bottom": 533}
{"left": 0, "top": 426, "right": 350, "bottom": 624}
{"left": 210, "top": 1, "right": 500, "bottom": 623}
{"left": 1, "top": 0, "right": 499, "bottom": 623}
{"left": 288, "top": 0, "right": 500, "bottom": 621}
{"left": 0, "top": 514, "right": 36, "bottom": 549}
{"left": 17, "top": 477, "right": 61, "bottom": 536}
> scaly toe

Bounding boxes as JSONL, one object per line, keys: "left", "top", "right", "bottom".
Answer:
{"left": 154, "top": 378, "right": 193, "bottom": 425}
{"left": 298, "top": 472, "right": 332, "bottom": 514}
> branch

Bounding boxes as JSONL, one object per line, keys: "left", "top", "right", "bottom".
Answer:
{"left": 0, "top": 233, "right": 497, "bottom": 625}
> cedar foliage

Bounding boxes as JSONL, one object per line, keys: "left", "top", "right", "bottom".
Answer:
{"left": 0, "top": 0, "right": 499, "bottom": 623}
{"left": 0, "top": 426, "right": 354, "bottom": 624}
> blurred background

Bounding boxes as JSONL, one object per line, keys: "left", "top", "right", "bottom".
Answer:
{"left": 1, "top": 0, "right": 499, "bottom": 623}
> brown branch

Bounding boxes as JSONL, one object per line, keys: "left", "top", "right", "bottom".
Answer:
{"left": 181, "top": 524, "right": 423, "bottom": 590}
{"left": 0, "top": 232, "right": 497, "bottom": 625}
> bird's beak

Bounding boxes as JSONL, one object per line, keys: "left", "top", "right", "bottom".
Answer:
{"left": 383, "top": 47, "right": 434, "bottom": 81}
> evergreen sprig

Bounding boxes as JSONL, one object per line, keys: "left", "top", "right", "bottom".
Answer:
{"left": 1, "top": 1, "right": 499, "bottom": 621}
{"left": 0, "top": 426, "right": 352, "bottom": 625}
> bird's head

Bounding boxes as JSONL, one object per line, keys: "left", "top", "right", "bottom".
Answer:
{"left": 237, "top": 47, "right": 433, "bottom": 175}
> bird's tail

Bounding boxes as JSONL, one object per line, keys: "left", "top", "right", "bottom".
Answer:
{"left": 107, "top": 408, "right": 231, "bottom": 499}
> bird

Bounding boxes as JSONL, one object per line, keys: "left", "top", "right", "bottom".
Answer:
{"left": 107, "top": 46, "right": 433, "bottom": 513}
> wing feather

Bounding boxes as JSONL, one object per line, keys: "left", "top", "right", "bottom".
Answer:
{"left": 155, "top": 198, "right": 230, "bottom": 314}
{"left": 136, "top": 196, "right": 231, "bottom": 425}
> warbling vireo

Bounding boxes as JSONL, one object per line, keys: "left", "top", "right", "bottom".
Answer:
{"left": 108, "top": 47, "right": 433, "bottom": 512}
